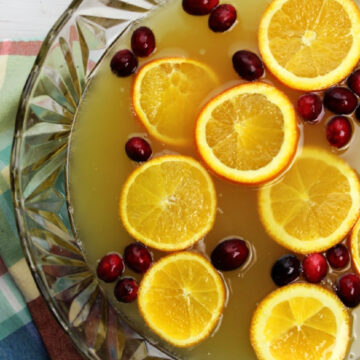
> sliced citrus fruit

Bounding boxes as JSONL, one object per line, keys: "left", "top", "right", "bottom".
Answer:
{"left": 258, "top": 0, "right": 360, "bottom": 91}
{"left": 259, "top": 147, "right": 360, "bottom": 254}
{"left": 132, "top": 57, "right": 219, "bottom": 146}
{"left": 350, "top": 218, "right": 360, "bottom": 274}
{"left": 138, "top": 251, "right": 225, "bottom": 347}
{"left": 250, "top": 283, "right": 351, "bottom": 360}
{"left": 195, "top": 82, "right": 298, "bottom": 185}
{"left": 119, "top": 155, "right": 216, "bottom": 251}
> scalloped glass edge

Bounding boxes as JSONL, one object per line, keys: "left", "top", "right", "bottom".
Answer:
{"left": 10, "top": 0, "right": 172, "bottom": 359}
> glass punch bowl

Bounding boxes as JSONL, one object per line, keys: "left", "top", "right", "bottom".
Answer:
{"left": 10, "top": 0, "right": 173, "bottom": 359}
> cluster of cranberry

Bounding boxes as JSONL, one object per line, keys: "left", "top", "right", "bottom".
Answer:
{"left": 231, "top": 48, "right": 360, "bottom": 151}
{"left": 297, "top": 70, "right": 360, "bottom": 149}
{"left": 110, "top": 26, "right": 156, "bottom": 78}
{"left": 271, "top": 244, "right": 360, "bottom": 308}
{"left": 183, "top": 0, "right": 266, "bottom": 82}
{"left": 96, "top": 243, "right": 152, "bottom": 303}
{"left": 182, "top": 0, "right": 237, "bottom": 32}
{"left": 97, "top": 238, "right": 251, "bottom": 304}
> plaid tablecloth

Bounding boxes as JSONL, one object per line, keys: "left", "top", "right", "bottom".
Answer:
{"left": 0, "top": 40, "right": 82, "bottom": 359}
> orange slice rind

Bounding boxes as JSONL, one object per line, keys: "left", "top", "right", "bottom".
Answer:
{"left": 250, "top": 283, "right": 351, "bottom": 360}
{"left": 258, "top": 0, "right": 360, "bottom": 91}
{"left": 195, "top": 82, "right": 298, "bottom": 185}
{"left": 132, "top": 57, "right": 219, "bottom": 146}
{"left": 138, "top": 251, "right": 225, "bottom": 347}
{"left": 119, "top": 155, "right": 217, "bottom": 251}
{"left": 259, "top": 147, "right": 360, "bottom": 254}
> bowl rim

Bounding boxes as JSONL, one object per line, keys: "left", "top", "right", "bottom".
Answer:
{"left": 9, "top": 1, "right": 99, "bottom": 359}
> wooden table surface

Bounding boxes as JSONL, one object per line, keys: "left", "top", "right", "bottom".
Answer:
{"left": 0, "top": 0, "right": 72, "bottom": 40}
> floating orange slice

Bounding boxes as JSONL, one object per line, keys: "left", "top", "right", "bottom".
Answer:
{"left": 258, "top": 0, "right": 360, "bottom": 91}
{"left": 250, "top": 283, "right": 351, "bottom": 360}
{"left": 259, "top": 147, "right": 360, "bottom": 254}
{"left": 119, "top": 155, "right": 216, "bottom": 251}
{"left": 138, "top": 252, "right": 225, "bottom": 347}
{"left": 132, "top": 57, "right": 219, "bottom": 146}
{"left": 195, "top": 82, "right": 298, "bottom": 185}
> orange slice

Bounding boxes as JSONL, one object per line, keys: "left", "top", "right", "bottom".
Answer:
{"left": 138, "top": 252, "right": 225, "bottom": 347}
{"left": 132, "top": 57, "right": 219, "bottom": 146}
{"left": 195, "top": 82, "right": 298, "bottom": 185}
{"left": 258, "top": 0, "right": 360, "bottom": 91}
{"left": 250, "top": 283, "right": 351, "bottom": 360}
{"left": 259, "top": 147, "right": 360, "bottom": 254}
{"left": 350, "top": 218, "right": 360, "bottom": 274}
{"left": 119, "top": 155, "right": 216, "bottom": 251}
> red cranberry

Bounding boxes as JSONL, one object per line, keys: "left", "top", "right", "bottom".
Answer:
{"left": 326, "top": 244, "right": 350, "bottom": 269}
{"left": 323, "top": 87, "right": 357, "bottom": 114}
{"left": 232, "top": 50, "right": 264, "bottom": 81}
{"left": 97, "top": 253, "right": 124, "bottom": 283}
{"left": 296, "top": 93, "right": 323, "bottom": 123}
{"left": 209, "top": 4, "right": 237, "bottom": 32}
{"left": 211, "top": 238, "right": 249, "bottom": 271}
{"left": 125, "top": 137, "right": 152, "bottom": 162}
{"left": 124, "top": 242, "right": 152, "bottom": 273}
{"left": 114, "top": 278, "right": 138, "bottom": 303}
{"left": 302, "top": 253, "right": 328, "bottom": 283}
{"left": 347, "top": 69, "right": 360, "bottom": 96}
{"left": 271, "top": 254, "right": 300, "bottom": 287}
{"left": 110, "top": 49, "right": 138, "bottom": 77}
{"left": 182, "top": 0, "right": 219, "bottom": 15}
{"left": 131, "top": 27, "right": 155, "bottom": 58}
{"left": 337, "top": 273, "right": 360, "bottom": 308}
{"left": 326, "top": 116, "right": 352, "bottom": 149}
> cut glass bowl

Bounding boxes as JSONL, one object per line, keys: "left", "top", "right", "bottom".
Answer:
{"left": 10, "top": 0, "right": 172, "bottom": 358}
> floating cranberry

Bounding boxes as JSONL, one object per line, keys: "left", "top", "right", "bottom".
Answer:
{"left": 114, "top": 278, "right": 139, "bottom": 303}
{"left": 211, "top": 238, "right": 249, "bottom": 271}
{"left": 232, "top": 50, "right": 264, "bottom": 81}
{"left": 271, "top": 254, "right": 300, "bottom": 287}
{"left": 323, "top": 87, "right": 357, "bottom": 114}
{"left": 296, "top": 93, "right": 323, "bottom": 123}
{"left": 97, "top": 253, "right": 124, "bottom": 283}
{"left": 182, "top": 0, "right": 219, "bottom": 15}
{"left": 110, "top": 49, "right": 138, "bottom": 77}
{"left": 302, "top": 253, "right": 328, "bottom": 283}
{"left": 347, "top": 69, "right": 360, "bottom": 96}
{"left": 124, "top": 242, "right": 152, "bottom": 273}
{"left": 131, "top": 27, "right": 156, "bottom": 58}
{"left": 209, "top": 4, "right": 237, "bottom": 32}
{"left": 326, "top": 244, "right": 350, "bottom": 269}
{"left": 337, "top": 273, "right": 360, "bottom": 308}
{"left": 326, "top": 116, "right": 352, "bottom": 149}
{"left": 125, "top": 137, "right": 152, "bottom": 162}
